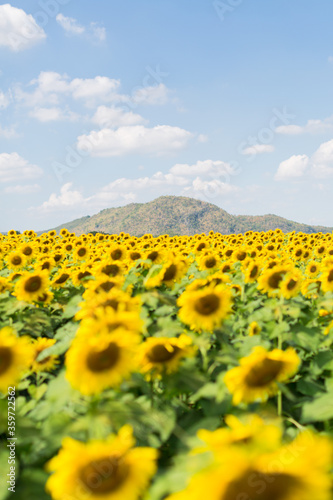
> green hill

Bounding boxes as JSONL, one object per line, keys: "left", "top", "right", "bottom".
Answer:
{"left": 47, "top": 196, "right": 333, "bottom": 236}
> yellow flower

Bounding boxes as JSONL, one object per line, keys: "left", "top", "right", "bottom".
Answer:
{"left": 6, "top": 251, "right": 26, "bottom": 270}
{"left": 46, "top": 425, "right": 158, "bottom": 500}
{"left": 31, "top": 338, "right": 59, "bottom": 373}
{"left": 137, "top": 334, "right": 196, "bottom": 379}
{"left": 257, "top": 265, "right": 290, "bottom": 296}
{"left": 248, "top": 321, "right": 261, "bottom": 336}
{"left": 320, "top": 266, "right": 333, "bottom": 293}
{"left": 65, "top": 328, "right": 140, "bottom": 395}
{"left": 167, "top": 431, "right": 333, "bottom": 500}
{"left": 0, "top": 327, "right": 34, "bottom": 393}
{"left": 0, "top": 277, "right": 11, "bottom": 294}
{"left": 145, "top": 256, "right": 187, "bottom": 289}
{"left": 14, "top": 270, "right": 49, "bottom": 303}
{"left": 178, "top": 285, "right": 232, "bottom": 332}
{"left": 194, "top": 414, "right": 282, "bottom": 456}
{"left": 280, "top": 268, "right": 302, "bottom": 299}
{"left": 244, "top": 260, "right": 262, "bottom": 283}
{"left": 224, "top": 346, "right": 300, "bottom": 405}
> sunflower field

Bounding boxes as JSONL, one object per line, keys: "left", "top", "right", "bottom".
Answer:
{"left": 1, "top": 227, "right": 333, "bottom": 499}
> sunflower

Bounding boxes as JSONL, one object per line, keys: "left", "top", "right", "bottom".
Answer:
{"left": 320, "top": 266, "right": 333, "bottom": 293}
{"left": 244, "top": 260, "right": 262, "bottom": 283}
{"left": 167, "top": 431, "right": 333, "bottom": 500}
{"left": 257, "top": 265, "right": 290, "bottom": 296}
{"left": 137, "top": 334, "right": 196, "bottom": 379}
{"left": 280, "top": 269, "right": 302, "bottom": 299}
{"left": 14, "top": 270, "right": 49, "bottom": 303}
{"left": 197, "top": 252, "right": 220, "bottom": 272}
{"left": 0, "top": 277, "right": 11, "bottom": 294}
{"left": 65, "top": 328, "right": 140, "bottom": 395}
{"left": 178, "top": 285, "right": 232, "bottom": 332}
{"left": 224, "top": 346, "right": 300, "bottom": 405}
{"left": 74, "top": 245, "right": 90, "bottom": 261}
{"left": 51, "top": 267, "right": 72, "bottom": 288}
{"left": 75, "top": 290, "right": 141, "bottom": 321}
{"left": 77, "top": 308, "right": 143, "bottom": 337}
{"left": 0, "top": 327, "right": 34, "bottom": 393}
{"left": 45, "top": 425, "right": 158, "bottom": 500}
{"left": 31, "top": 338, "right": 59, "bottom": 373}
{"left": 248, "top": 321, "right": 261, "bottom": 336}
{"left": 194, "top": 414, "right": 282, "bottom": 456}
{"left": 305, "top": 261, "right": 320, "bottom": 277}
{"left": 145, "top": 257, "right": 187, "bottom": 289}
{"left": 6, "top": 251, "right": 26, "bottom": 270}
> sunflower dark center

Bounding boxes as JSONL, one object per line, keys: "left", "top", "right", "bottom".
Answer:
{"left": 197, "top": 243, "right": 206, "bottom": 251}
{"left": 163, "top": 264, "right": 177, "bottom": 281}
{"left": 55, "top": 273, "right": 70, "bottom": 284}
{"left": 79, "top": 456, "right": 129, "bottom": 494}
{"left": 205, "top": 257, "right": 217, "bottom": 268}
{"left": 295, "top": 250, "right": 302, "bottom": 256}
{"left": 12, "top": 256, "right": 22, "bottom": 265}
{"left": 78, "top": 271, "right": 92, "bottom": 280}
{"left": 78, "top": 248, "right": 87, "bottom": 257}
{"left": 245, "top": 359, "right": 284, "bottom": 387}
{"left": 102, "top": 265, "right": 120, "bottom": 277}
{"left": 111, "top": 249, "right": 122, "bottom": 260}
{"left": 328, "top": 270, "right": 333, "bottom": 282}
{"left": 147, "top": 344, "right": 180, "bottom": 363}
{"left": 148, "top": 251, "right": 158, "bottom": 261}
{"left": 287, "top": 279, "right": 297, "bottom": 290}
{"left": 98, "top": 282, "right": 116, "bottom": 292}
{"left": 267, "top": 271, "right": 286, "bottom": 289}
{"left": 24, "top": 276, "right": 42, "bottom": 293}
{"left": 23, "top": 247, "right": 33, "bottom": 256}
{"left": 310, "top": 266, "right": 317, "bottom": 273}
{"left": 0, "top": 347, "right": 13, "bottom": 375}
{"left": 86, "top": 343, "right": 120, "bottom": 372}
{"left": 195, "top": 293, "right": 220, "bottom": 316}
{"left": 250, "top": 265, "right": 259, "bottom": 278}
{"left": 102, "top": 299, "right": 119, "bottom": 311}
{"left": 222, "top": 470, "right": 301, "bottom": 500}
{"left": 237, "top": 251, "right": 247, "bottom": 261}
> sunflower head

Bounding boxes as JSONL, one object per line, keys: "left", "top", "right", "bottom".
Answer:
{"left": 0, "top": 327, "right": 34, "bottom": 393}
{"left": 138, "top": 334, "right": 196, "bottom": 379}
{"left": 224, "top": 346, "right": 300, "bottom": 405}
{"left": 46, "top": 425, "right": 158, "bottom": 500}
{"left": 14, "top": 270, "right": 49, "bottom": 303}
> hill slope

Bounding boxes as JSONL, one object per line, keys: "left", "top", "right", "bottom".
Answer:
{"left": 48, "top": 196, "right": 333, "bottom": 236}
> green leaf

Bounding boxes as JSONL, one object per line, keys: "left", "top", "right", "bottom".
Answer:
{"left": 302, "top": 390, "right": 333, "bottom": 422}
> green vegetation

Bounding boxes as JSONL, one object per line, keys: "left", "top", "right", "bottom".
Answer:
{"left": 48, "top": 196, "right": 332, "bottom": 236}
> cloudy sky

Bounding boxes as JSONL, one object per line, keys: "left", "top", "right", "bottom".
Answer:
{"left": 1, "top": 0, "right": 333, "bottom": 231}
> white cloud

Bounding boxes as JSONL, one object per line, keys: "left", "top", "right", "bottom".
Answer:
{"left": 242, "top": 144, "right": 275, "bottom": 155}
{"left": 32, "top": 157, "right": 240, "bottom": 213}
{"left": 275, "top": 155, "right": 310, "bottom": 181}
{"left": 275, "top": 139, "right": 333, "bottom": 181}
{"left": 276, "top": 117, "right": 333, "bottom": 135}
{"left": 92, "top": 106, "right": 146, "bottom": 128}
{"left": 40, "top": 182, "right": 85, "bottom": 210}
{"left": 131, "top": 84, "right": 170, "bottom": 106}
{"left": 56, "top": 14, "right": 85, "bottom": 36}
{"left": 182, "top": 177, "right": 240, "bottom": 198}
{"left": 77, "top": 125, "right": 193, "bottom": 157}
{"left": 0, "top": 4, "right": 46, "bottom": 52}
{"left": 0, "top": 125, "right": 17, "bottom": 139}
{"left": 0, "top": 153, "right": 43, "bottom": 183}
{"left": 56, "top": 14, "right": 106, "bottom": 43}
{"left": 0, "top": 91, "right": 10, "bottom": 109}
{"left": 15, "top": 72, "right": 122, "bottom": 108}
{"left": 4, "top": 183, "right": 40, "bottom": 194}
{"left": 170, "top": 159, "right": 236, "bottom": 178}
{"left": 311, "top": 138, "right": 333, "bottom": 178}
{"left": 30, "top": 107, "right": 78, "bottom": 122}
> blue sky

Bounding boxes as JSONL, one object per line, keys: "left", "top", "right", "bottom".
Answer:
{"left": 1, "top": 0, "right": 333, "bottom": 231}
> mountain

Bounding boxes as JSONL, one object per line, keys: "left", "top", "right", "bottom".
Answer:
{"left": 47, "top": 196, "right": 333, "bottom": 236}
